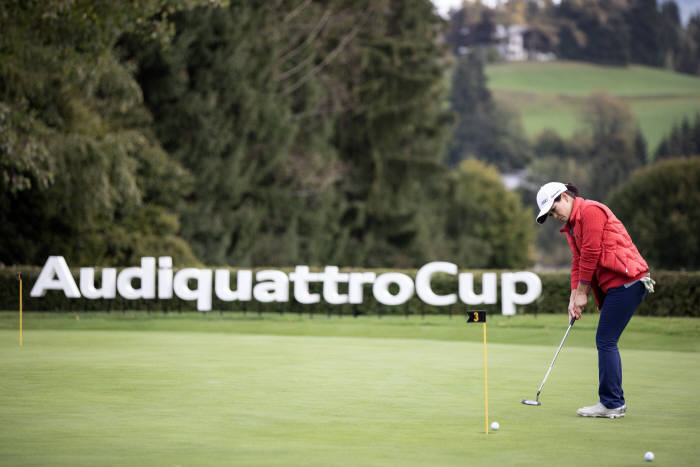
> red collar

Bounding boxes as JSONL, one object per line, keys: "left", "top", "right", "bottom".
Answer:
{"left": 559, "top": 197, "right": 584, "bottom": 233}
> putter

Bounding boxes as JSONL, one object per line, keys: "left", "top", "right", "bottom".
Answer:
{"left": 521, "top": 316, "right": 577, "bottom": 406}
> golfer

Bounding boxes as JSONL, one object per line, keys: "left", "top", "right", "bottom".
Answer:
{"left": 535, "top": 182, "right": 654, "bottom": 418}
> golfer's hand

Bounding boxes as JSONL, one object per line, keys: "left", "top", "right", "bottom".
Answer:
{"left": 567, "top": 290, "right": 578, "bottom": 321}
{"left": 568, "top": 292, "right": 586, "bottom": 320}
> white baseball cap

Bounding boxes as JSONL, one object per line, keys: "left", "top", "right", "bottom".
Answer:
{"left": 536, "top": 182, "right": 567, "bottom": 224}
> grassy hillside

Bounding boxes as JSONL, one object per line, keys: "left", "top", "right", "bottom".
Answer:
{"left": 485, "top": 61, "right": 700, "bottom": 152}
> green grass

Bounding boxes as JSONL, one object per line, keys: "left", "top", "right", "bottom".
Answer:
{"left": 1, "top": 312, "right": 699, "bottom": 466}
{"left": 485, "top": 61, "right": 700, "bottom": 151}
{"left": 486, "top": 62, "right": 700, "bottom": 96}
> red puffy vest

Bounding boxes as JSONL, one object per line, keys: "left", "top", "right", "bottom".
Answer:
{"left": 563, "top": 198, "right": 649, "bottom": 307}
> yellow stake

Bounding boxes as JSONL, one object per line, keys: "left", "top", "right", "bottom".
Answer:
{"left": 483, "top": 321, "right": 488, "bottom": 434}
{"left": 18, "top": 273, "right": 23, "bottom": 347}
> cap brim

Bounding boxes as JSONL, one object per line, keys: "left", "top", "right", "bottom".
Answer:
{"left": 536, "top": 201, "right": 553, "bottom": 224}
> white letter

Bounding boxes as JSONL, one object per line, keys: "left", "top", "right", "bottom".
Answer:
{"left": 289, "top": 266, "right": 322, "bottom": 304}
{"left": 348, "top": 272, "right": 376, "bottom": 304}
{"left": 117, "top": 257, "right": 156, "bottom": 299}
{"left": 373, "top": 273, "right": 414, "bottom": 306}
{"left": 253, "top": 270, "right": 289, "bottom": 302}
{"left": 173, "top": 268, "right": 213, "bottom": 311}
{"left": 415, "top": 261, "right": 457, "bottom": 306}
{"left": 501, "top": 272, "right": 542, "bottom": 316}
{"left": 459, "top": 273, "right": 497, "bottom": 305}
{"left": 158, "top": 257, "right": 173, "bottom": 299}
{"left": 322, "top": 266, "right": 349, "bottom": 305}
{"left": 30, "top": 256, "right": 80, "bottom": 298}
{"left": 215, "top": 269, "right": 253, "bottom": 301}
{"left": 80, "top": 268, "right": 117, "bottom": 299}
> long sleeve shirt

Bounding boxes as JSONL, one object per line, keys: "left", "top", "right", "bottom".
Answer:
{"left": 561, "top": 197, "right": 647, "bottom": 306}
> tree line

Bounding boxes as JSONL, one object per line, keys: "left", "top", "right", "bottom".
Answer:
{"left": 447, "top": 0, "right": 700, "bottom": 75}
{"left": 0, "top": 0, "right": 534, "bottom": 269}
{"left": 1, "top": 1, "right": 697, "bottom": 271}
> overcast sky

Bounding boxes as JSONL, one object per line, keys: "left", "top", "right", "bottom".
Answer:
{"left": 432, "top": 0, "right": 485, "bottom": 17}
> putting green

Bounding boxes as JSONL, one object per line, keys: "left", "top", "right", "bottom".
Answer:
{"left": 0, "top": 313, "right": 698, "bottom": 466}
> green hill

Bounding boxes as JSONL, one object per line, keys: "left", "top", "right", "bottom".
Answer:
{"left": 485, "top": 61, "right": 700, "bottom": 153}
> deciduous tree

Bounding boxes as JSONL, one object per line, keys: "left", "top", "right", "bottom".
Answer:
{"left": 608, "top": 157, "right": 700, "bottom": 269}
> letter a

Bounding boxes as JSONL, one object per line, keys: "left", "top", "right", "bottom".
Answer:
{"left": 30, "top": 256, "right": 81, "bottom": 298}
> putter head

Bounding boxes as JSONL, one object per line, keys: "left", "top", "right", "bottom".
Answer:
{"left": 521, "top": 398, "right": 541, "bottom": 406}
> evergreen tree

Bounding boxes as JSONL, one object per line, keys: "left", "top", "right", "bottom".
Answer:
{"left": 677, "top": 14, "right": 700, "bottom": 75}
{"left": 660, "top": 1, "right": 682, "bottom": 68}
{"left": 578, "top": 94, "right": 647, "bottom": 202}
{"left": 555, "top": 0, "right": 630, "bottom": 64}
{"left": 132, "top": 1, "right": 359, "bottom": 266}
{"left": 447, "top": 52, "right": 492, "bottom": 167}
{"left": 655, "top": 113, "right": 700, "bottom": 159}
{"left": 447, "top": 52, "right": 531, "bottom": 171}
{"left": 329, "top": 0, "right": 455, "bottom": 267}
{"left": 0, "top": 0, "right": 208, "bottom": 265}
{"left": 627, "top": 0, "right": 665, "bottom": 67}
{"left": 135, "top": 0, "right": 464, "bottom": 268}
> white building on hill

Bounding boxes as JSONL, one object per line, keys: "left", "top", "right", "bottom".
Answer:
{"left": 494, "top": 24, "right": 556, "bottom": 62}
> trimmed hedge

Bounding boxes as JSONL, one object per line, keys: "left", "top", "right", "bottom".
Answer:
{"left": 0, "top": 266, "right": 697, "bottom": 317}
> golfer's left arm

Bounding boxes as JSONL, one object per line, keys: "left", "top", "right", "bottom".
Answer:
{"left": 572, "top": 207, "right": 606, "bottom": 318}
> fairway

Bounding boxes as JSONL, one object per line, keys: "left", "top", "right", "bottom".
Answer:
{"left": 1, "top": 313, "right": 699, "bottom": 466}
{"left": 485, "top": 61, "right": 700, "bottom": 151}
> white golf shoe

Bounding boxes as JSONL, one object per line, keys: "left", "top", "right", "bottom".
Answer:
{"left": 576, "top": 402, "right": 626, "bottom": 418}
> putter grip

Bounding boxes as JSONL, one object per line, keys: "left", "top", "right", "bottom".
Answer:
{"left": 569, "top": 316, "right": 577, "bottom": 326}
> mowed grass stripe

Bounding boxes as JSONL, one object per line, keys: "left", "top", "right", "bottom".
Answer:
{"left": 494, "top": 90, "right": 700, "bottom": 150}
{"left": 2, "top": 312, "right": 699, "bottom": 352}
{"left": 1, "top": 328, "right": 699, "bottom": 466}
{"left": 485, "top": 61, "right": 700, "bottom": 97}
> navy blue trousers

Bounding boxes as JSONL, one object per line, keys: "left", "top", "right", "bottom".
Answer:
{"left": 596, "top": 281, "right": 647, "bottom": 409}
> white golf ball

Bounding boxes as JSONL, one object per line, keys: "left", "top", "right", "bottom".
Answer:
{"left": 644, "top": 451, "right": 654, "bottom": 462}
{"left": 490, "top": 421, "right": 499, "bottom": 431}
